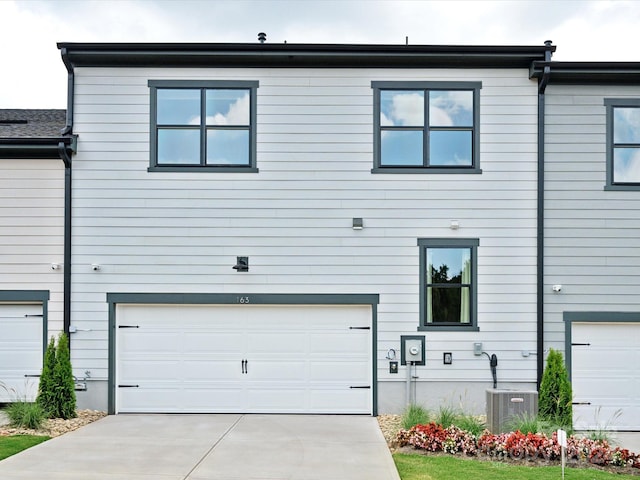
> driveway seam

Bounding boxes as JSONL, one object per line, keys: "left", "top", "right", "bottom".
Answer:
{"left": 183, "top": 414, "right": 244, "bottom": 480}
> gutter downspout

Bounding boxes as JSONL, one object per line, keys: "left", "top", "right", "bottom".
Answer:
{"left": 58, "top": 143, "right": 72, "bottom": 343}
{"left": 59, "top": 47, "right": 75, "bottom": 345}
{"left": 536, "top": 41, "right": 553, "bottom": 389}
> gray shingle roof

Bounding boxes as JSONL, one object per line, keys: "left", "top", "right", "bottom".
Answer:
{"left": 0, "top": 109, "right": 66, "bottom": 138}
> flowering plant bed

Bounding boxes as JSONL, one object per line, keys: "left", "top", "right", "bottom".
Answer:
{"left": 396, "top": 422, "right": 640, "bottom": 473}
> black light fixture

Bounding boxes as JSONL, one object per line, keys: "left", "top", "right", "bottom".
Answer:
{"left": 352, "top": 218, "right": 364, "bottom": 230}
{"left": 233, "top": 256, "right": 249, "bottom": 272}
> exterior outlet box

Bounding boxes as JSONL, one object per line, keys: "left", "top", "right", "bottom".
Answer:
{"left": 74, "top": 382, "right": 87, "bottom": 391}
{"left": 474, "top": 342, "right": 483, "bottom": 356}
{"left": 389, "top": 361, "right": 398, "bottom": 374}
{"left": 486, "top": 389, "right": 538, "bottom": 433}
{"left": 400, "top": 335, "right": 425, "bottom": 365}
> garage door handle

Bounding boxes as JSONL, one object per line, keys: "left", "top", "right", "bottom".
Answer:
{"left": 572, "top": 401, "right": 591, "bottom": 405}
{"left": 349, "top": 386, "right": 371, "bottom": 389}
{"left": 571, "top": 343, "right": 590, "bottom": 346}
{"left": 349, "top": 326, "right": 370, "bottom": 330}
{"left": 24, "top": 374, "right": 40, "bottom": 378}
{"left": 118, "top": 384, "right": 139, "bottom": 388}
{"left": 241, "top": 359, "right": 248, "bottom": 374}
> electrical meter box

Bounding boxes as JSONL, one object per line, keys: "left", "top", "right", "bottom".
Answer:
{"left": 400, "top": 335, "right": 425, "bottom": 365}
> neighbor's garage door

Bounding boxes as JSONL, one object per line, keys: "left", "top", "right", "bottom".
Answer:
{"left": 0, "top": 304, "right": 43, "bottom": 402}
{"left": 116, "top": 304, "right": 372, "bottom": 414}
{"left": 572, "top": 322, "right": 640, "bottom": 431}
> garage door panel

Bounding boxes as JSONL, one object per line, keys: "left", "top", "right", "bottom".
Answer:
{"left": 183, "top": 360, "right": 242, "bottom": 380}
{"left": 116, "top": 304, "right": 372, "bottom": 414}
{"left": 572, "top": 322, "right": 640, "bottom": 431}
{"left": 246, "top": 333, "right": 307, "bottom": 354}
{"left": 0, "top": 305, "right": 43, "bottom": 402}
{"left": 183, "top": 332, "right": 244, "bottom": 352}
{"left": 247, "top": 362, "right": 307, "bottom": 381}
{"left": 309, "top": 361, "right": 369, "bottom": 382}
{"left": 310, "top": 388, "right": 370, "bottom": 413}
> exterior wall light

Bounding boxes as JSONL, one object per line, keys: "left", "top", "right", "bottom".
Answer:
{"left": 352, "top": 218, "right": 364, "bottom": 230}
{"left": 233, "top": 256, "right": 249, "bottom": 272}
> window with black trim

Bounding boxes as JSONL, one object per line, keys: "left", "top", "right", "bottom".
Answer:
{"left": 372, "top": 81, "right": 481, "bottom": 173}
{"left": 148, "top": 80, "right": 258, "bottom": 172}
{"left": 418, "top": 238, "right": 479, "bottom": 331}
{"left": 605, "top": 98, "right": 640, "bottom": 190}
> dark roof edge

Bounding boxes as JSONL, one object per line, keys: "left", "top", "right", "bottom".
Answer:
{"left": 531, "top": 61, "right": 640, "bottom": 84}
{"left": 0, "top": 137, "right": 75, "bottom": 159}
{"left": 57, "top": 42, "right": 554, "bottom": 69}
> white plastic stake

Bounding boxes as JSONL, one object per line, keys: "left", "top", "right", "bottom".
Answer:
{"left": 557, "top": 429, "right": 567, "bottom": 479}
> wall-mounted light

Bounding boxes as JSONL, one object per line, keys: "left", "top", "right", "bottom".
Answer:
{"left": 233, "top": 256, "right": 249, "bottom": 272}
{"left": 552, "top": 284, "right": 562, "bottom": 292}
{"left": 51, "top": 263, "right": 60, "bottom": 270}
{"left": 450, "top": 220, "right": 460, "bottom": 230}
{"left": 91, "top": 264, "right": 101, "bottom": 271}
{"left": 352, "top": 218, "right": 364, "bottom": 230}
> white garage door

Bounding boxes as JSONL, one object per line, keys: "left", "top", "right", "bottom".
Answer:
{"left": 0, "top": 304, "right": 43, "bottom": 402}
{"left": 572, "top": 322, "right": 640, "bottom": 431}
{"left": 116, "top": 304, "right": 372, "bottom": 414}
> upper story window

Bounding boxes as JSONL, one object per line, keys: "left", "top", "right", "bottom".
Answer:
{"left": 149, "top": 80, "right": 258, "bottom": 172}
{"left": 372, "top": 81, "right": 481, "bottom": 174}
{"left": 605, "top": 98, "right": 640, "bottom": 190}
{"left": 418, "top": 238, "right": 479, "bottom": 331}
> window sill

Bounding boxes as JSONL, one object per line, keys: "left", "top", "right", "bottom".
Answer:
{"left": 371, "top": 167, "right": 482, "bottom": 174}
{"left": 148, "top": 166, "right": 259, "bottom": 173}
{"left": 418, "top": 325, "right": 480, "bottom": 332}
{"left": 604, "top": 184, "right": 640, "bottom": 191}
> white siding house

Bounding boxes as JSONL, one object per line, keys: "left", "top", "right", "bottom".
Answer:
{"left": 0, "top": 110, "right": 72, "bottom": 401}
{"left": 56, "top": 42, "right": 554, "bottom": 414}
{"left": 536, "top": 63, "right": 640, "bottom": 430}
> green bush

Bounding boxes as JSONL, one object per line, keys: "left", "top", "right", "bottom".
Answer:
{"left": 52, "top": 333, "right": 76, "bottom": 419}
{"left": 36, "top": 336, "right": 57, "bottom": 417}
{"left": 36, "top": 333, "right": 77, "bottom": 419}
{"left": 433, "top": 405, "right": 461, "bottom": 428}
{"left": 401, "top": 404, "right": 431, "bottom": 430}
{"left": 455, "top": 413, "right": 486, "bottom": 436}
{"left": 538, "top": 348, "right": 572, "bottom": 428}
{"left": 5, "top": 401, "right": 45, "bottom": 430}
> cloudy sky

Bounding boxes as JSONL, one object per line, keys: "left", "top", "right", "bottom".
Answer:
{"left": 1, "top": 0, "right": 639, "bottom": 109}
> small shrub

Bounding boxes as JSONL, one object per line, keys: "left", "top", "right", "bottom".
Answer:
{"left": 5, "top": 401, "right": 45, "bottom": 430}
{"left": 36, "top": 336, "right": 57, "bottom": 417}
{"left": 506, "top": 412, "right": 540, "bottom": 434}
{"left": 401, "top": 404, "right": 430, "bottom": 430}
{"left": 455, "top": 413, "right": 486, "bottom": 437}
{"left": 52, "top": 333, "right": 76, "bottom": 419}
{"left": 433, "top": 405, "right": 460, "bottom": 428}
{"left": 538, "top": 348, "right": 572, "bottom": 428}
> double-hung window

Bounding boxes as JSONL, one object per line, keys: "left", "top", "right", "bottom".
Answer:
{"left": 149, "top": 80, "right": 258, "bottom": 172}
{"left": 604, "top": 98, "right": 640, "bottom": 190}
{"left": 418, "top": 238, "right": 479, "bottom": 331}
{"left": 372, "top": 81, "right": 481, "bottom": 173}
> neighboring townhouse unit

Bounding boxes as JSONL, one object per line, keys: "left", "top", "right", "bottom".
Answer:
{"left": 0, "top": 109, "right": 74, "bottom": 401}
{"left": 532, "top": 61, "right": 640, "bottom": 431}
{"left": 55, "top": 41, "right": 554, "bottom": 415}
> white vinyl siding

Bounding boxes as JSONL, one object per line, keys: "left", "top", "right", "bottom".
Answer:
{"left": 544, "top": 85, "right": 640, "bottom": 353}
{"left": 0, "top": 159, "right": 64, "bottom": 333}
{"left": 70, "top": 66, "right": 539, "bottom": 397}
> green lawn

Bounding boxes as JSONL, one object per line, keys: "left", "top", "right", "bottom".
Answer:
{"left": 394, "top": 453, "right": 639, "bottom": 480}
{"left": 0, "top": 435, "right": 50, "bottom": 461}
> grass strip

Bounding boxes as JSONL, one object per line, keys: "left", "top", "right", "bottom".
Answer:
{"left": 0, "top": 435, "right": 50, "bottom": 461}
{"left": 393, "top": 453, "right": 639, "bottom": 480}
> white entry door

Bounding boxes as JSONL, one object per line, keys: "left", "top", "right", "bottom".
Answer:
{"left": 572, "top": 322, "right": 640, "bottom": 431}
{"left": 0, "top": 304, "right": 43, "bottom": 402}
{"left": 116, "top": 304, "right": 372, "bottom": 414}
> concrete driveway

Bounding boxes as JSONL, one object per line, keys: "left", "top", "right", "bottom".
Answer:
{"left": 0, "top": 414, "right": 400, "bottom": 480}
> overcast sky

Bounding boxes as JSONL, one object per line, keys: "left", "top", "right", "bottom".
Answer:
{"left": 1, "top": 0, "right": 639, "bottom": 109}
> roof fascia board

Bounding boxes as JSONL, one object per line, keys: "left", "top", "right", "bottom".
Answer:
{"left": 57, "top": 42, "right": 552, "bottom": 69}
{"left": 531, "top": 61, "right": 640, "bottom": 84}
{"left": 0, "top": 137, "right": 75, "bottom": 159}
